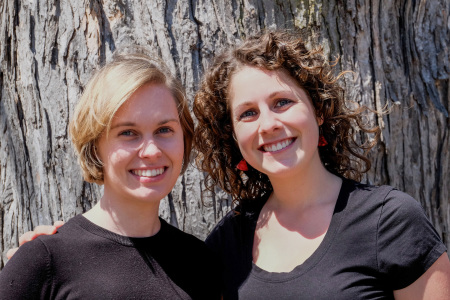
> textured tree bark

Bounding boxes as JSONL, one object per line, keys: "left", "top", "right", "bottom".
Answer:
{"left": 0, "top": 0, "right": 448, "bottom": 269}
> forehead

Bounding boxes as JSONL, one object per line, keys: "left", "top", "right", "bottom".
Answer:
{"left": 113, "top": 83, "right": 179, "bottom": 122}
{"left": 229, "top": 66, "right": 307, "bottom": 105}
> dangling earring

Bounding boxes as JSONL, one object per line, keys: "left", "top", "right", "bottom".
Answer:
{"left": 318, "top": 135, "right": 328, "bottom": 147}
{"left": 236, "top": 159, "right": 248, "bottom": 171}
{"left": 318, "top": 126, "right": 328, "bottom": 147}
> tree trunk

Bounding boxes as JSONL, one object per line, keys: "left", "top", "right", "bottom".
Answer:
{"left": 1, "top": 0, "right": 448, "bottom": 269}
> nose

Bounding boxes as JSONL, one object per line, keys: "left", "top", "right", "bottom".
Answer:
{"left": 139, "top": 139, "right": 162, "bottom": 159}
{"left": 258, "top": 109, "right": 281, "bottom": 134}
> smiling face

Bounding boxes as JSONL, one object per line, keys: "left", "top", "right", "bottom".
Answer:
{"left": 96, "top": 83, "right": 184, "bottom": 205}
{"left": 229, "top": 66, "right": 323, "bottom": 179}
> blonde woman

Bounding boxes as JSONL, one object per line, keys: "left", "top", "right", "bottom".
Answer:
{"left": 0, "top": 53, "right": 220, "bottom": 300}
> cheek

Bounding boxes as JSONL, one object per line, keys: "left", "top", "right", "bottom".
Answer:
{"left": 101, "top": 147, "right": 134, "bottom": 170}
{"left": 294, "top": 109, "right": 319, "bottom": 130}
{"left": 167, "top": 136, "right": 185, "bottom": 165}
{"left": 235, "top": 135, "right": 250, "bottom": 156}
{"left": 235, "top": 133, "right": 257, "bottom": 162}
{"left": 234, "top": 123, "right": 253, "bottom": 145}
{"left": 233, "top": 125, "right": 262, "bottom": 163}
{"left": 176, "top": 142, "right": 185, "bottom": 163}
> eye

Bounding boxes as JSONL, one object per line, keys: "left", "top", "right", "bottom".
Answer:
{"left": 119, "top": 130, "right": 136, "bottom": 137}
{"left": 275, "top": 98, "right": 293, "bottom": 107}
{"left": 157, "top": 127, "right": 173, "bottom": 134}
{"left": 239, "top": 110, "right": 257, "bottom": 120}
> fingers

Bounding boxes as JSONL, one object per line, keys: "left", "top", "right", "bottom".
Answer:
{"left": 6, "top": 247, "right": 18, "bottom": 260}
{"left": 33, "top": 225, "right": 59, "bottom": 237}
{"left": 53, "top": 220, "right": 65, "bottom": 228}
{"left": 18, "top": 223, "right": 63, "bottom": 246}
{"left": 18, "top": 230, "right": 39, "bottom": 246}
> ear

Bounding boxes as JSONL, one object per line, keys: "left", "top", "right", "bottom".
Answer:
{"left": 93, "top": 141, "right": 103, "bottom": 164}
{"left": 232, "top": 131, "right": 238, "bottom": 144}
{"left": 317, "top": 115, "right": 324, "bottom": 126}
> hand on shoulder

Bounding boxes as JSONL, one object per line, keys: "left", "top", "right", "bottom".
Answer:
{"left": 6, "top": 221, "right": 64, "bottom": 260}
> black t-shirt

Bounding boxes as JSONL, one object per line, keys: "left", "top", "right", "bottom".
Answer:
{"left": 206, "top": 179, "right": 446, "bottom": 299}
{"left": 0, "top": 215, "right": 221, "bottom": 300}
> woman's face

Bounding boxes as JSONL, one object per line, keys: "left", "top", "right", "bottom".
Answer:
{"left": 96, "top": 83, "right": 184, "bottom": 205}
{"left": 229, "top": 66, "right": 323, "bottom": 179}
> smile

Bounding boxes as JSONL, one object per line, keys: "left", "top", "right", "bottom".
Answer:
{"left": 131, "top": 168, "right": 165, "bottom": 177}
{"left": 261, "top": 138, "right": 295, "bottom": 152}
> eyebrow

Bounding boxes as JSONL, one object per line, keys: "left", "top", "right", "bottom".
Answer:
{"left": 157, "top": 118, "right": 180, "bottom": 125}
{"left": 233, "top": 90, "right": 294, "bottom": 112}
{"left": 110, "top": 118, "right": 180, "bottom": 129}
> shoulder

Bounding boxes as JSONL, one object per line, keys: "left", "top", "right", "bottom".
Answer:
{"left": 209, "top": 198, "right": 265, "bottom": 234}
{"left": 5, "top": 236, "right": 50, "bottom": 265}
{"left": 0, "top": 237, "right": 51, "bottom": 298}
{"left": 342, "top": 180, "right": 415, "bottom": 217}
{"left": 380, "top": 188, "right": 427, "bottom": 219}
{"left": 345, "top": 180, "right": 396, "bottom": 202}
{"left": 205, "top": 200, "right": 263, "bottom": 254}
{"left": 373, "top": 186, "right": 446, "bottom": 289}
{"left": 345, "top": 181, "right": 438, "bottom": 241}
{"left": 376, "top": 185, "right": 443, "bottom": 238}
{"left": 30, "top": 215, "right": 85, "bottom": 247}
{"left": 206, "top": 208, "right": 246, "bottom": 244}
{"left": 209, "top": 209, "right": 240, "bottom": 234}
{"left": 2, "top": 215, "right": 90, "bottom": 275}
{"left": 347, "top": 180, "right": 425, "bottom": 209}
{"left": 373, "top": 186, "right": 435, "bottom": 233}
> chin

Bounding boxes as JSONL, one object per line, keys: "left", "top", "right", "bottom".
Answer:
{"left": 265, "top": 164, "right": 305, "bottom": 179}
{"left": 131, "top": 190, "right": 168, "bottom": 203}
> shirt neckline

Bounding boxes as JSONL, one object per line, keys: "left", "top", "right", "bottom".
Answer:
{"left": 71, "top": 214, "right": 167, "bottom": 247}
{"left": 248, "top": 178, "right": 353, "bottom": 282}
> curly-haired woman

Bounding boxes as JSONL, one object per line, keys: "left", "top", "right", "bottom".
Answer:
{"left": 194, "top": 31, "right": 450, "bottom": 299}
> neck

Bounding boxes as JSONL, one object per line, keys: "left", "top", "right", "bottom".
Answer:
{"left": 83, "top": 193, "right": 162, "bottom": 238}
{"left": 267, "top": 160, "right": 342, "bottom": 213}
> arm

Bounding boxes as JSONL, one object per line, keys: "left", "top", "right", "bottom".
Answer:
{"left": 6, "top": 221, "right": 64, "bottom": 260}
{"left": 394, "top": 252, "right": 450, "bottom": 300}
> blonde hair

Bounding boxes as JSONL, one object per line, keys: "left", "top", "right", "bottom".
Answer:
{"left": 70, "top": 52, "right": 194, "bottom": 184}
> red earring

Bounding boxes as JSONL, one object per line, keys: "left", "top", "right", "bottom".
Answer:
{"left": 236, "top": 159, "right": 248, "bottom": 171}
{"left": 318, "top": 136, "right": 328, "bottom": 147}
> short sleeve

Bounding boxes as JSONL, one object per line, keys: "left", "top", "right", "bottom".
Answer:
{"left": 0, "top": 238, "right": 51, "bottom": 299}
{"left": 377, "top": 189, "right": 446, "bottom": 290}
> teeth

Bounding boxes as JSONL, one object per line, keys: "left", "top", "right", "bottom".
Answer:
{"left": 132, "top": 168, "right": 164, "bottom": 177}
{"left": 263, "top": 139, "right": 293, "bottom": 152}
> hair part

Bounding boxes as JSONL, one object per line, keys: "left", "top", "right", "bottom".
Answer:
{"left": 194, "top": 30, "right": 380, "bottom": 206}
{"left": 70, "top": 52, "right": 194, "bottom": 184}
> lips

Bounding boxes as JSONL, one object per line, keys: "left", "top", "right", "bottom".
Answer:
{"left": 131, "top": 168, "right": 165, "bottom": 177}
{"left": 260, "top": 138, "right": 295, "bottom": 152}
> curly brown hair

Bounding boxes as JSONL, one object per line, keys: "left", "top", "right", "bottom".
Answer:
{"left": 193, "top": 30, "right": 379, "bottom": 206}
